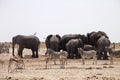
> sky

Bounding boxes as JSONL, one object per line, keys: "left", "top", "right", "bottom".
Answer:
{"left": 0, "top": 0, "right": 120, "bottom": 42}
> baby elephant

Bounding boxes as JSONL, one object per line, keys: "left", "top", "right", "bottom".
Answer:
{"left": 78, "top": 48, "right": 97, "bottom": 65}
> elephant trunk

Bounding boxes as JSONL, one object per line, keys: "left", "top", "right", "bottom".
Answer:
{"left": 12, "top": 42, "right": 15, "bottom": 56}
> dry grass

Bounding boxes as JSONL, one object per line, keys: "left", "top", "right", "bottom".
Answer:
{"left": 110, "top": 43, "right": 120, "bottom": 49}
{"left": 0, "top": 49, "right": 120, "bottom": 80}
{"left": 40, "top": 42, "right": 46, "bottom": 49}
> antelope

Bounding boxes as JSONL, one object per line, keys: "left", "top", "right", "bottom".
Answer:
{"left": 8, "top": 57, "right": 25, "bottom": 72}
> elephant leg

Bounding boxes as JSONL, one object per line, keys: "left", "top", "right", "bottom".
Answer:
{"left": 32, "top": 50, "right": 35, "bottom": 58}
{"left": 45, "top": 49, "right": 48, "bottom": 55}
{"left": 35, "top": 49, "right": 39, "bottom": 58}
{"left": 76, "top": 52, "right": 81, "bottom": 59}
{"left": 103, "top": 51, "right": 108, "bottom": 60}
{"left": 67, "top": 51, "right": 71, "bottom": 59}
{"left": 18, "top": 47, "right": 24, "bottom": 58}
{"left": 76, "top": 53, "right": 80, "bottom": 59}
{"left": 70, "top": 53, "right": 74, "bottom": 59}
{"left": 97, "top": 51, "right": 102, "bottom": 60}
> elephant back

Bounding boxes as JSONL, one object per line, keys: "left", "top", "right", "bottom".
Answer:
{"left": 59, "top": 34, "right": 82, "bottom": 51}
{"left": 23, "top": 35, "right": 40, "bottom": 44}
{"left": 87, "top": 31, "right": 109, "bottom": 47}
{"left": 97, "top": 36, "right": 111, "bottom": 49}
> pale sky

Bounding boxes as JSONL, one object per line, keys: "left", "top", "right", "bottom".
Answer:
{"left": 0, "top": 0, "right": 120, "bottom": 42}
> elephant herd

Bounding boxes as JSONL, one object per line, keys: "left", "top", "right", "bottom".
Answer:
{"left": 12, "top": 31, "right": 111, "bottom": 60}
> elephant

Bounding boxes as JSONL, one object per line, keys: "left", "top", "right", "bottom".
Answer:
{"left": 66, "top": 39, "right": 84, "bottom": 59}
{"left": 59, "top": 34, "right": 88, "bottom": 51}
{"left": 97, "top": 36, "right": 111, "bottom": 60}
{"left": 45, "top": 34, "right": 61, "bottom": 54}
{"left": 87, "top": 31, "right": 110, "bottom": 60}
{"left": 12, "top": 35, "right": 40, "bottom": 58}
{"left": 87, "top": 31, "right": 109, "bottom": 47}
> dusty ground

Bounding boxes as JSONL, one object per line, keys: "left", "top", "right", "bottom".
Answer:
{"left": 0, "top": 48, "right": 120, "bottom": 80}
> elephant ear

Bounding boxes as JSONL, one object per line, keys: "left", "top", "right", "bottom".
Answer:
{"left": 81, "top": 34, "right": 88, "bottom": 44}
{"left": 56, "top": 34, "right": 61, "bottom": 40}
{"left": 47, "top": 34, "right": 53, "bottom": 41}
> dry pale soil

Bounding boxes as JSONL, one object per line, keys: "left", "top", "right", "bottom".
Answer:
{"left": 0, "top": 48, "right": 120, "bottom": 80}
